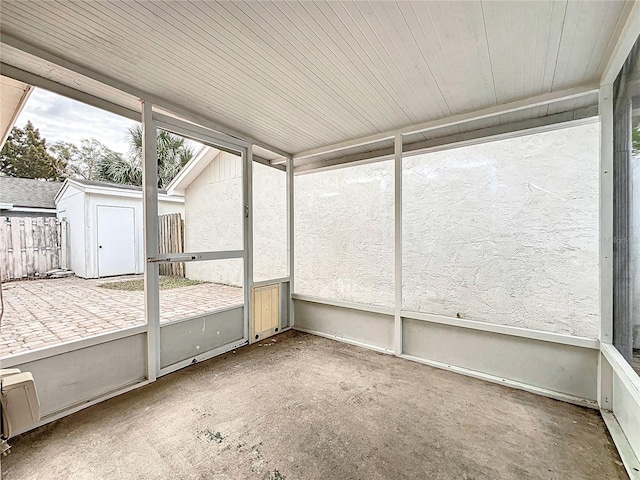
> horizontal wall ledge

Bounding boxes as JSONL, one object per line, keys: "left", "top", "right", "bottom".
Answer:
{"left": 253, "top": 277, "right": 290, "bottom": 287}
{"left": 1, "top": 324, "right": 148, "bottom": 368}
{"left": 291, "top": 293, "right": 394, "bottom": 316}
{"left": 601, "top": 343, "right": 640, "bottom": 400}
{"left": 401, "top": 310, "right": 600, "bottom": 350}
{"left": 159, "top": 305, "right": 244, "bottom": 327}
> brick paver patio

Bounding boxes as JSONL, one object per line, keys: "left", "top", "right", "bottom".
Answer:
{"left": 0, "top": 276, "right": 243, "bottom": 357}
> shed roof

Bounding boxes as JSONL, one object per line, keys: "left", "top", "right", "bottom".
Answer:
{"left": 0, "top": 176, "right": 62, "bottom": 209}
{"left": 55, "top": 178, "right": 183, "bottom": 204}
{"left": 69, "top": 178, "right": 168, "bottom": 195}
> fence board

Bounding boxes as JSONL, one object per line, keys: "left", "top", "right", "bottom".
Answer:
{"left": 11, "top": 219, "right": 22, "bottom": 279}
{"left": 0, "top": 216, "right": 65, "bottom": 281}
{"left": 25, "top": 218, "right": 35, "bottom": 276}
{"left": 158, "top": 213, "right": 185, "bottom": 278}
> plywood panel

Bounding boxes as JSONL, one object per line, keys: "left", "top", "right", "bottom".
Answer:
{"left": 251, "top": 283, "right": 280, "bottom": 343}
{"left": 294, "top": 300, "right": 394, "bottom": 351}
{"left": 12, "top": 334, "right": 146, "bottom": 416}
{"left": 402, "top": 318, "right": 598, "bottom": 401}
{"left": 160, "top": 307, "right": 244, "bottom": 368}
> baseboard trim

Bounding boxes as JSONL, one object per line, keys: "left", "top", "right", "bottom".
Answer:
{"left": 14, "top": 379, "right": 150, "bottom": 437}
{"left": 398, "top": 353, "right": 598, "bottom": 409}
{"left": 601, "top": 410, "right": 640, "bottom": 479}
{"left": 294, "top": 326, "right": 394, "bottom": 355}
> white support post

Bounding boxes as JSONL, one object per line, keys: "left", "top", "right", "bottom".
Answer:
{"left": 287, "top": 156, "right": 295, "bottom": 327}
{"left": 394, "top": 134, "right": 403, "bottom": 355}
{"left": 599, "top": 83, "right": 614, "bottom": 409}
{"left": 142, "top": 100, "right": 160, "bottom": 382}
{"left": 600, "top": 84, "right": 615, "bottom": 346}
{"left": 245, "top": 146, "right": 254, "bottom": 342}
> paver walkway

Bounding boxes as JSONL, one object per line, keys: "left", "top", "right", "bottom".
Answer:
{"left": 0, "top": 276, "right": 243, "bottom": 357}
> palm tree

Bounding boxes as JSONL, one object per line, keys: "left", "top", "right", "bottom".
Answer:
{"left": 98, "top": 125, "right": 194, "bottom": 188}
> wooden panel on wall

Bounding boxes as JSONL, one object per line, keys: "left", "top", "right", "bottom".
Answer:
{"left": 251, "top": 283, "right": 280, "bottom": 343}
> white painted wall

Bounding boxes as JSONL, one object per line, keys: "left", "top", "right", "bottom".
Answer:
{"left": 295, "top": 123, "right": 600, "bottom": 339}
{"left": 56, "top": 183, "right": 86, "bottom": 277}
{"left": 402, "top": 123, "right": 600, "bottom": 338}
{"left": 295, "top": 161, "right": 395, "bottom": 307}
{"left": 183, "top": 153, "right": 288, "bottom": 286}
{"left": 253, "top": 162, "right": 288, "bottom": 282}
{"left": 184, "top": 151, "right": 244, "bottom": 286}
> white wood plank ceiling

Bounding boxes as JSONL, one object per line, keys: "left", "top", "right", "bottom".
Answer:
{"left": 0, "top": 1, "right": 632, "bottom": 158}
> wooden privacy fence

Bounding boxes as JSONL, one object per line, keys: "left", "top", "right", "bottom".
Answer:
{"left": 0, "top": 217, "right": 68, "bottom": 282}
{"left": 158, "top": 213, "right": 185, "bottom": 277}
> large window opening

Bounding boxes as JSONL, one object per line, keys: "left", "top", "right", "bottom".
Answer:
{"left": 295, "top": 160, "right": 394, "bottom": 308}
{"left": 0, "top": 85, "right": 148, "bottom": 356}
{"left": 403, "top": 124, "right": 600, "bottom": 338}
{"left": 613, "top": 35, "right": 640, "bottom": 375}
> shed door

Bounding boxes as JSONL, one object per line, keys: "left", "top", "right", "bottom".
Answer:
{"left": 97, "top": 205, "right": 136, "bottom": 277}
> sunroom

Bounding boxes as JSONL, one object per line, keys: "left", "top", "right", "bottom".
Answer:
{"left": 0, "top": 1, "right": 638, "bottom": 479}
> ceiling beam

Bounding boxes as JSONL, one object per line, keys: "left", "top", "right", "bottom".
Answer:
{"left": 0, "top": 74, "right": 33, "bottom": 146}
{"left": 290, "top": 84, "right": 599, "bottom": 163}
{"left": 1, "top": 35, "right": 292, "bottom": 160}
{"left": 600, "top": 0, "right": 640, "bottom": 86}
{"left": 1, "top": 63, "right": 140, "bottom": 122}
{"left": 295, "top": 105, "right": 598, "bottom": 175}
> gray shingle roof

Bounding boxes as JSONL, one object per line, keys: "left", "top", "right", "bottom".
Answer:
{"left": 0, "top": 176, "right": 62, "bottom": 209}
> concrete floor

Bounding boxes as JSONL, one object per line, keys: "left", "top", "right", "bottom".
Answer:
{"left": 1, "top": 331, "right": 627, "bottom": 480}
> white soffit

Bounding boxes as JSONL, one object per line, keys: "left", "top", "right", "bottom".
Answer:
{"left": 0, "top": 75, "right": 32, "bottom": 145}
{"left": 0, "top": 1, "right": 633, "bottom": 157}
{"left": 0, "top": 45, "right": 141, "bottom": 119}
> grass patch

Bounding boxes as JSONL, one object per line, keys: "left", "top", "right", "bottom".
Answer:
{"left": 100, "top": 276, "right": 204, "bottom": 291}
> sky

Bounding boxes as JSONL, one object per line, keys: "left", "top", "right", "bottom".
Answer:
{"left": 15, "top": 87, "right": 138, "bottom": 155}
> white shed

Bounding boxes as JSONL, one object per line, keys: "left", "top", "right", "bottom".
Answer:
{"left": 55, "top": 179, "right": 184, "bottom": 278}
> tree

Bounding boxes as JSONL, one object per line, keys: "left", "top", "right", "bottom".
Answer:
{"left": 96, "top": 153, "right": 142, "bottom": 186}
{"left": 98, "top": 125, "right": 194, "bottom": 188}
{"left": 50, "top": 138, "right": 122, "bottom": 180}
{"left": 633, "top": 127, "right": 640, "bottom": 155}
{"left": 0, "top": 121, "right": 65, "bottom": 180}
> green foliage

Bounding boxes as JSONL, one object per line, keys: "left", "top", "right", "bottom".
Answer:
{"left": 126, "top": 125, "right": 195, "bottom": 188}
{"left": 100, "top": 276, "right": 204, "bottom": 291}
{"left": 96, "top": 153, "right": 142, "bottom": 186}
{"left": 50, "top": 138, "right": 123, "bottom": 180}
{"left": 1, "top": 121, "right": 193, "bottom": 188}
{"left": 98, "top": 125, "right": 194, "bottom": 188}
{"left": 633, "top": 127, "right": 640, "bottom": 155}
{"left": 0, "top": 121, "right": 64, "bottom": 180}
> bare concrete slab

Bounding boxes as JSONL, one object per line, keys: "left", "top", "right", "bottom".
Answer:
{"left": 0, "top": 331, "right": 627, "bottom": 479}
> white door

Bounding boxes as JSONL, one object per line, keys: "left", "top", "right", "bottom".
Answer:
{"left": 97, "top": 206, "right": 136, "bottom": 277}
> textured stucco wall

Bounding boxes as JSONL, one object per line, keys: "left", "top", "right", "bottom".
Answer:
{"left": 185, "top": 151, "right": 244, "bottom": 286}
{"left": 295, "top": 161, "right": 395, "bottom": 307}
{"left": 184, "top": 153, "right": 287, "bottom": 287}
{"left": 253, "top": 162, "right": 288, "bottom": 282}
{"left": 295, "top": 123, "right": 600, "bottom": 338}
{"left": 402, "top": 123, "right": 600, "bottom": 338}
